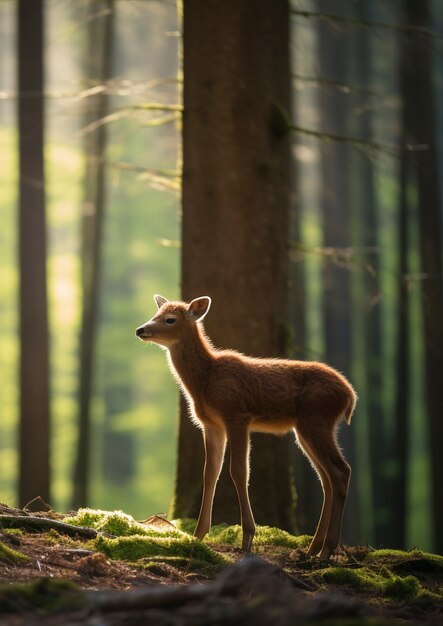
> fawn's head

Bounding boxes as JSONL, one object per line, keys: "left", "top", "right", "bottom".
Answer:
{"left": 135, "top": 295, "right": 211, "bottom": 348}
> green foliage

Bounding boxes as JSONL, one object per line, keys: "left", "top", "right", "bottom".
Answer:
{"left": 0, "top": 578, "right": 85, "bottom": 613}
{"left": 365, "top": 548, "right": 443, "bottom": 574}
{"left": 207, "top": 523, "right": 311, "bottom": 549}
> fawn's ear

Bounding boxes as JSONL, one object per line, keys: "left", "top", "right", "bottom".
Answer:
{"left": 188, "top": 296, "right": 211, "bottom": 321}
{"left": 154, "top": 294, "right": 168, "bottom": 309}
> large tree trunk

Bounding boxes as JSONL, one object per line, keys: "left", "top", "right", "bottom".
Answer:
{"left": 18, "top": 0, "right": 50, "bottom": 506}
{"left": 175, "top": 0, "right": 296, "bottom": 531}
{"left": 72, "top": 0, "right": 114, "bottom": 509}
{"left": 403, "top": 0, "right": 443, "bottom": 554}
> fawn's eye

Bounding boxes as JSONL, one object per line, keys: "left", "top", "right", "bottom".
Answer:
{"left": 165, "top": 317, "right": 176, "bottom": 325}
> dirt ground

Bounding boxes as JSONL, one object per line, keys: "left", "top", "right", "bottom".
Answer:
{"left": 0, "top": 504, "right": 442, "bottom": 626}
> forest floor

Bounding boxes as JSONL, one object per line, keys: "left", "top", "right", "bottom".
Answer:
{"left": 0, "top": 503, "right": 442, "bottom": 625}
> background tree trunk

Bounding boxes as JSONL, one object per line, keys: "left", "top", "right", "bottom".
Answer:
{"left": 392, "top": 142, "right": 410, "bottom": 550}
{"left": 403, "top": 0, "right": 443, "bottom": 554}
{"left": 72, "top": 0, "right": 114, "bottom": 509}
{"left": 18, "top": 0, "right": 50, "bottom": 506}
{"left": 351, "top": 1, "right": 395, "bottom": 548}
{"left": 175, "top": 0, "right": 296, "bottom": 531}
{"left": 289, "top": 149, "right": 320, "bottom": 535}
{"left": 289, "top": 210, "right": 320, "bottom": 534}
{"left": 317, "top": 0, "right": 360, "bottom": 546}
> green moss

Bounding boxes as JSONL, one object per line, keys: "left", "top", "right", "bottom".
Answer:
{"left": 94, "top": 533, "right": 228, "bottom": 567}
{"left": 142, "top": 561, "right": 171, "bottom": 576}
{"left": 65, "top": 510, "right": 228, "bottom": 572}
{"left": 311, "top": 565, "right": 440, "bottom": 603}
{"left": 66, "top": 512, "right": 310, "bottom": 552}
{"left": 365, "top": 549, "right": 443, "bottom": 574}
{"left": 2, "top": 529, "right": 24, "bottom": 537}
{"left": 208, "top": 523, "right": 311, "bottom": 549}
{"left": 315, "top": 567, "right": 365, "bottom": 587}
{"left": 0, "top": 540, "right": 31, "bottom": 564}
{"left": 64, "top": 508, "right": 104, "bottom": 528}
{"left": 65, "top": 508, "right": 184, "bottom": 539}
{"left": 381, "top": 570, "right": 420, "bottom": 600}
{"left": 173, "top": 518, "right": 196, "bottom": 535}
{"left": 0, "top": 578, "right": 85, "bottom": 613}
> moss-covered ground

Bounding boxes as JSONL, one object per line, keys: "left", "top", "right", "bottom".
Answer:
{"left": 0, "top": 505, "right": 441, "bottom": 625}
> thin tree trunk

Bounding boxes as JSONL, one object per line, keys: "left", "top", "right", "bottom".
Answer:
{"left": 72, "top": 0, "right": 114, "bottom": 508}
{"left": 352, "top": 1, "right": 395, "bottom": 548}
{"left": 175, "top": 0, "right": 296, "bottom": 531}
{"left": 289, "top": 156, "right": 320, "bottom": 535}
{"left": 403, "top": 0, "right": 443, "bottom": 554}
{"left": 392, "top": 144, "right": 410, "bottom": 550}
{"left": 317, "top": 0, "right": 360, "bottom": 546}
{"left": 18, "top": 0, "right": 50, "bottom": 507}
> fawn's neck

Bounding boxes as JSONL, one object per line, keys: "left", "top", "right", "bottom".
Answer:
{"left": 168, "top": 323, "right": 214, "bottom": 398}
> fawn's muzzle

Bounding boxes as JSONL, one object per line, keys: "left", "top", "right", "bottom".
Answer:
{"left": 136, "top": 326, "right": 153, "bottom": 339}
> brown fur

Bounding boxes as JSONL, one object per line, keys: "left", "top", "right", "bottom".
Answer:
{"left": 136, "top": 295, "right": 357, "bottom": 559}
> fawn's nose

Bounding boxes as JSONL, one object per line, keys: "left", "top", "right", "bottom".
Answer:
{"left": 135, "top": 326, "right": 146, "bottom": 338}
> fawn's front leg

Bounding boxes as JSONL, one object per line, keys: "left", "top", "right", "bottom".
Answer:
{"left": 227, "top": 424, "right": 255, "bottom": 551}
{"left": 194, "top": 424, "right": 226, "bottom": 541}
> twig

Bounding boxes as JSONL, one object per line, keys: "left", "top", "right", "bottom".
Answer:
{"left": 291, "top": 9, "right": 443, "bottom": 41}
{"left": 0, "top": 515, "right": 99, "bottom": 539}
{"left": 290, "top": 124, "right": 427, "bottom": 155}
{"left": 78, "top": 103, "right": 182, "bottom": 136}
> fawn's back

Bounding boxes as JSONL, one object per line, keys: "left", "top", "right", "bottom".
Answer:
{"left": 197, "top": 350, "right": 355, "bottom": 433}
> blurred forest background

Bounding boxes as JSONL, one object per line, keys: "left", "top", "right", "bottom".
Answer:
{"left": 0, "top": 0, "right": 442, "bottom": 555}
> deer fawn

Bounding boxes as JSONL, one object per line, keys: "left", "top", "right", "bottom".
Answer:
{"left": 136, "top": 295, "right": 357, "bottom": 559}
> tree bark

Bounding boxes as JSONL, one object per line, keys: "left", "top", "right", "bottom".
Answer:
{"left": 18, "top": 0, "right": 50, "bottom": 507}
{"left": 175, "top": 0, "right": 296, "bottom": 531}
{"left": 403, "top": 0, "right": 443, "bottom": 554}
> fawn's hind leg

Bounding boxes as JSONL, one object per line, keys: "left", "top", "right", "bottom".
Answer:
{"left": 227, "top": 424, "right": 255, "bottom": 551}
{"left": 296, "top": 430, "right": 332, "bottom": 556}
{"left": 296, "top": 422, "right": 350, "bottom": 559}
